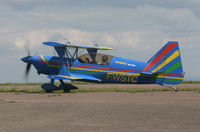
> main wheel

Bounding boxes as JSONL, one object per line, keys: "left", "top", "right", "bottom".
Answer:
{"left": 41, "top": 83, "right": 58, "bottom": 93}
{"left": 45, "top": 89, "right": 53, "bottom": 93}
{"left": 174, "top": 88, "right": 179, "bottom": 92}
{"left": 59, "top": 84, "right": 71, "bottom": 93}
{"left": 63, "top": 87, "right": 71, "bottom": 93}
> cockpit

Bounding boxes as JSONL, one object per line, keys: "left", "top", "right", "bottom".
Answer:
{"left": 78, "top": 53, "right": 114, "bottom": 66}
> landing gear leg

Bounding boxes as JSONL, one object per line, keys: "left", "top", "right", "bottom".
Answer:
{"left": 160, "top": 84, "right": 179, "bottom": 92}
{"left": 59, "top": 80, "right": 78, "bottom": 93}
{"left": 59, "top": 79, "right": 65, "bottom": 85}
{"left": 44, "top": 78, "right": 55, "bottom": 93}
{"left": 173, "top": 86, "right": 178, "bottom": 92}
{"left": 59, "top": 80, "right": 70, "bottom": 93}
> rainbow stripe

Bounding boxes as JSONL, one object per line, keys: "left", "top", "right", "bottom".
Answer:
{"left": 37, "top": 55, "right": 183, "bottom": 83}
{"left": 152, "top": 50, "right": 180, "bottom": 73}
{"left": 143, "top": 42, "right": 177, "bottom": 72}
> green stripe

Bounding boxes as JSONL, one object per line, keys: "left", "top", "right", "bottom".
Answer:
{"left": 142, "top": 76, "right": 183, "bottom": 83}
{"left": 44, "top": 56, "right": 49, "bottom": 61}
{"left": 156, "top": 78, "right": 183, "bottom": 83}
{"left": 165, "top": 61, "right": 181, "bottom": 73}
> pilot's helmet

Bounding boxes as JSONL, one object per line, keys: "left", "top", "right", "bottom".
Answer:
{"left": 102, "top": 55, "right": 108, "bottom": 62}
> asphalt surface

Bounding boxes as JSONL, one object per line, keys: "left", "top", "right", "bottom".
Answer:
{"left": 0, "top": 92, "right": 200, "bottom": 132}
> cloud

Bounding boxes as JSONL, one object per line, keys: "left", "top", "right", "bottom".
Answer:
{"left": 0, "top": 0, "right": 200, "bottom": 82}
{"left": 14, "top": 29, "right": 143, "bottom": 49}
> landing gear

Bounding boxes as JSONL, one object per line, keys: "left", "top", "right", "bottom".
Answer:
{"left": 59, "top": 80, "right": 78, "bottom": 93}
{"left": 59, "top": 80, "right": 70, "bottom": 92}
{"left": 173, "top": 86, "right": 179, "bottom": 92}
{"left": 160, "top": 84, "right": 179, "bottom": 92}
{"left": 41, "top": 83, "right": 58, "bottom": 93}
{"left": 41, "top": 79, "right": 78, "bottom": 93}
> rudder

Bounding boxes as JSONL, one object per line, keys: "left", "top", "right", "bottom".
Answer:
{"left": 143, "top": 41, "right": 184, "bottom": 85}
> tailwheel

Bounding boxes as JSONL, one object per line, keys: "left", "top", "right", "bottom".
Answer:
{"left": 173, "top": 86, "right": 179, "bottom": 92}
{"left": 160, "top": 84, "right": 179, "bottom": 92}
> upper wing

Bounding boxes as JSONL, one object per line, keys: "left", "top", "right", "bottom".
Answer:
{"left": 43, "top": 41, "right": 113, "bottom": 50}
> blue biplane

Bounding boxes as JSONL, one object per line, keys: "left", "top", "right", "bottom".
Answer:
{"left": 21, "top": 41, "right": 184, "bottom": 92}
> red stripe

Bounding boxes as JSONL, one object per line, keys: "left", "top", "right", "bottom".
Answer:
{"left": 43, "top": 60, "right": 183, "bottom": 77}
{"left": 38, "top": 56, "right": 46, "bottom": 64}
{"left": 73, "top": 65, "right": 183, "bottom": 77}
{"left": 72, "top": 64, "right": 141, "bottom": 73}
{"left": 160, "top": 73, "right": 184, "bottom": 77}
{"left": 143, "top": 42, "right": 178, "bottom": 72}
{"left": 42, "top": 60, "right": 140, "bottom": 73}
{"left": 48, "top": 62, "right": 60, "bottom": 65}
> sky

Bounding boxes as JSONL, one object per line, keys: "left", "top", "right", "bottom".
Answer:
{"left": 0, "top": 0, "right": 200, "bottom": 83}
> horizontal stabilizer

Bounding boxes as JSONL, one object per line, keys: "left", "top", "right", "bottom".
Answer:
{"left": 141, "top": 71, "right": 153, "bottom": 75}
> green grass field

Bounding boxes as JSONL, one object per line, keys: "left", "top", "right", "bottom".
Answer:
{"left": 1, "top": 81, "right": 200, "bottom": 86}
{"left": 0, "top": 81, "right": 199, "bottom": 93}
{"left": 0, "top": 86, "right": 200, "bottom": 94}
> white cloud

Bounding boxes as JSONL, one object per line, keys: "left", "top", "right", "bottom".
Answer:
{"left": 0, "top": 0, "right": 200, "bottom": 82}
{"left": 13, "top": 29, "right": 155, "bottom": 51}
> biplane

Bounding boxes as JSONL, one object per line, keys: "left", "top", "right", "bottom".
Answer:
{"left": 21, "top": 41, "right": 184, "bottom": 92}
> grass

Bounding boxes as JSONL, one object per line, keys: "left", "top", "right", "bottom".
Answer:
{"left": 0, "top": 88, "right": 45, "bottom": 93}
{"left": 1, "top": 81, "right": 200, "bottom": 86}
{"left": 0, "top": 87, "right": 200, "bottom": 94}
{"left": 0, "top": 83, "right": 44, "bottom": 86}
{"left": 182, "top": 81, "right": 200, "bottom": 84}
{"left": 70, "top": 87, "right": 200, "bottom": 93}
{"left": 0, "top": 81, "right": 200, "bottom": 93}
{"left": 0, "top": 81, "right": 94, "bottom": 86}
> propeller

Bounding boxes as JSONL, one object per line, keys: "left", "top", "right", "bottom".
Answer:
{"left": 25, "top": 60, "right": 32, "bottom": 79}
{"left": 22, "top": 48, "right": 32, "bottom": 81}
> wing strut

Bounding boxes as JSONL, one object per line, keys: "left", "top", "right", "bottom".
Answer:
{"left": 54, "top": 47, "right": 70, "bottom": 76}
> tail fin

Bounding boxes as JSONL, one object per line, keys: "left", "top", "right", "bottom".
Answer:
{"left": 143, "top": 41, "right": 184, "bottom": 85}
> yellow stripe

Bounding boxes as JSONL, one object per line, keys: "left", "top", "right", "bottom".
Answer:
{"left": 58, "top": 75, "right": 81, "bottom": 80}
{"left": 40, "top": 56, "right": 48, "bottom": 64}
{"left": 48, "top": 65, "right": 183, "bottom": 80}
{"left": 48, "top": 64, "right": 60, "bottom": 68}
{"left": 71, "top": 68, "right": 183, "bottom": 80}
{"left": 152, "top": 50, "right": 179, "bottom": 73}
{"left": 157, "top": 75, "right": 183, "bottom": 80}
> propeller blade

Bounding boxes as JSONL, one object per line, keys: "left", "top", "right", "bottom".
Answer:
{"left": 24, "top": 63, "right": 31, "bottom": 81}
{"left": 28, "top": 50, "right": 30, "bottom": 57}
{"left": 26, "top": 63, "right": 31, "bottom": 77}
{"left": 23, "top": 45, "right": 32, "bottom": 81}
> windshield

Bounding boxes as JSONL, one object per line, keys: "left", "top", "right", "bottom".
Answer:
{"left": 78, "top": 53, "right": 114, "bottom": 66}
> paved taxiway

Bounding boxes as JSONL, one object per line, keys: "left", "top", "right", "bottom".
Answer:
{"left": 0, "top": 91, "right": 200, "bottom": 132}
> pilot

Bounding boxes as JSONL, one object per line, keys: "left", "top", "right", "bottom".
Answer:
{"left": 101, "top": 55, "right": 109, "bottom": 65}
{"left": 84, "top": 58, "right": 90, "bottom": 63}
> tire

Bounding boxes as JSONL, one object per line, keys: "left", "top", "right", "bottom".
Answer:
{"left": 63, "top": 88, "right": 70, "bottom": 93}
{"left": 45, "top": 89, "right": 53, "bottom": 93}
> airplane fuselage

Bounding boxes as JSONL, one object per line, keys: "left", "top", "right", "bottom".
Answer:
{"left": 29, "top": 55, "right": 183, "bottom": 85}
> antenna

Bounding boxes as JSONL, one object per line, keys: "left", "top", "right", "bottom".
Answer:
{"left": 66, "top": 41, "right": 71, "bottom": 45}
{"left": 63, "top": 34, "right": 71, "bottom": 45}
{"left": 93, "top": 41, "right": 98, "bottom": 47}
